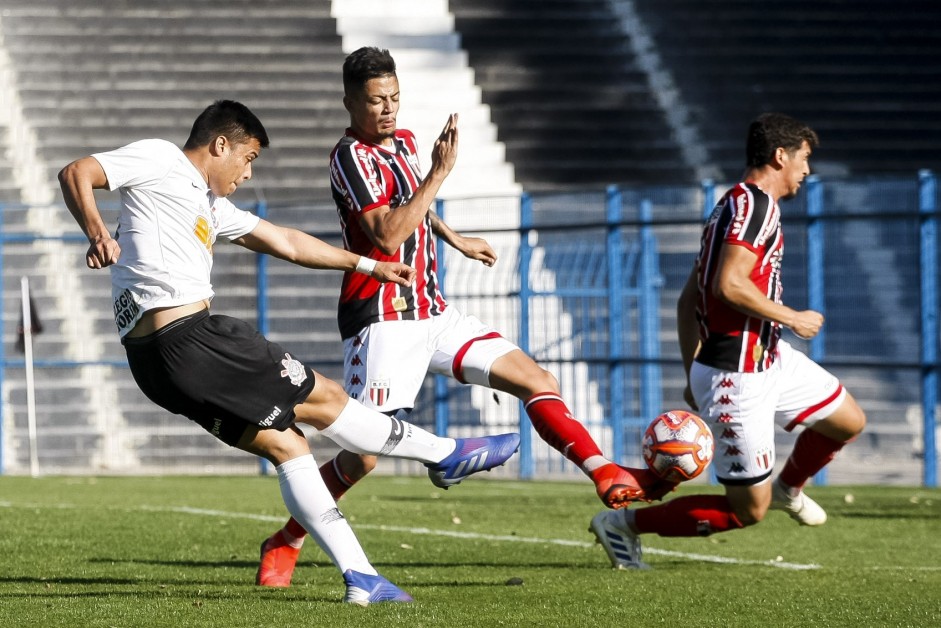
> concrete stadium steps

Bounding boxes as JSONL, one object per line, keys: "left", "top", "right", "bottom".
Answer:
{"left": 448, "top": 0, "right": 692, "bottom": 190}
{"left": 0, "top": 0, "right": 349, "bottom": 205}
{"left": 633, "top": 0, "right": 941, "bottom": 180}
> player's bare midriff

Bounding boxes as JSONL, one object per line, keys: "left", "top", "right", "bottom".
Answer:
{"left": 125, "top": 300, "right": 210, "bottom": 338}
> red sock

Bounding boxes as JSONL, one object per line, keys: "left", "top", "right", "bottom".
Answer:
{"left": 778, "top": 429, "right": 846, "bottom": 490}
{"left": 280, "top": 456, "right": 357, "bottom": 540}
{"left": 634, "top": 495, "right": 744, "bottom": 537}
{"left": 524, "top": 392, "right": 604, "bottom": 467}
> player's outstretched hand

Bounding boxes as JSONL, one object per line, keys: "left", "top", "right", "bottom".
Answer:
{"left": 457, "top": 235, "right": 497, "bottom": 267}
{"left": 373, "top": 261, "right": 416, "bottom": 286}
{"left": 789, "top": 309, "right": 824, "bottom": 339}
{"left": 430, "top": 113, "right": 459, "bottom": 175}
{"left": 86, "top": 236, "right": 121, "bottom": 269}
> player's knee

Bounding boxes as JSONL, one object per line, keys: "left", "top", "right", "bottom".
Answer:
{"left": 341, "top": 451, "right": 377, "bottom": 480}
{"left": 733, "top": 505, "right": 767, "bottom": 527}
{"left": 525, "top": 366, "right": 559, "bottom": 395}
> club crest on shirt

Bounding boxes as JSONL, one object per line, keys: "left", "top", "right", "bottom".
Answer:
{"left": 368, "top": 377, "right": 391, "bottom": 406}
{"left": 280, "top": 353, "right": 308, "bottom": 386}
{"left": 194, "top": 215, "right": 214, "bottom": 253}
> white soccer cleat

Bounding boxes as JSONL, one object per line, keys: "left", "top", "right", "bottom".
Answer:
{"left": 771, "top": 481, "right": 828, "bottom": 526}
{"left": 589, "top": 510, "right": 650, "bottom": 570}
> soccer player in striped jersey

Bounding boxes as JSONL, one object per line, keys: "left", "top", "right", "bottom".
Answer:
{"left": 591, "top": 113, "right": 867, "bottom": 569}
{"left": 256, "top": 46, "right": 670, "bottom": 586}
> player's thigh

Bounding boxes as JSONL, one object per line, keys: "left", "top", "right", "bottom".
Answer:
{"left": 427, "top": 307, "right": 516, "bottom": 387}
{"left": 342, "top": 319, "right": 431, "bottom": 412}
{"left": 689, "top": 362, "right": 779, "bottom": 485}
{"left": 772, "top": 341, "right": 848, "bottom": 433}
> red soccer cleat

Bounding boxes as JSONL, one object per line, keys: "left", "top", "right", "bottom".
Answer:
{"left": 255, "top": 532, "right": 301, "bottom": 587}
{"left": 590, "top": 463, "right": 679, "bottom": 508}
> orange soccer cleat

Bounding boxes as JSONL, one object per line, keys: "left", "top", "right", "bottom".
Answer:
{"left": 255, "top": 532, "right": 301, "bottom": 587}
{"left": 590, "top": 463, "right": 679, "bottom": 508}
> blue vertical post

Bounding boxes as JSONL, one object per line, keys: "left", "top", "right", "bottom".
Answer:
{"left": 701, "top": 179, "right": 716, "bottom": 220}
{"left": 434, "top": 198, "right": 450, "bottom": 436}
{"left": 606, "top": 186, "right": 625, "bottom": 463}
{"left": 255, "top": 200, "right": 271, "bottom": 475}
{"left": 638, "top": 199, "right": 662, "bottom": 438}
{"left": 919, "top": 170, "right": 938, "bottom": 487}
{"left": 518, "top": 193, "right": 535, "bottom": 478}
{"left": 805, "top": 176, "right": 828, "bottom": 485}
{"left": 0, "top": 204, "right": 5, "bottom": 475}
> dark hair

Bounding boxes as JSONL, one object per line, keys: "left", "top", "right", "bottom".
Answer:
{"left": 745, "top": 113, "right": 819, "bottom": 167}
{"left": 343, "top": 47, "right": 396, "bottom": 97}
{"left": 183, "top": 100, "right": 270, "bottom": 150}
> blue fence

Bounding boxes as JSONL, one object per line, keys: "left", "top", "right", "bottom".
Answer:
{"left": 1, "top": 174, "right": 939, "bottom": 483}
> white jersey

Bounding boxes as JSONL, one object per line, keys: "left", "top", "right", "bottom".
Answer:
{"left": 93, "top": 139, "right": 260, "bottom": 337}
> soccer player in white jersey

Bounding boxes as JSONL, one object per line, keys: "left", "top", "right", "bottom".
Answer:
{"left": 255, "top": 46, "right": 675, "bottom": 587}
{"left": 58, "top": 100, "right": 520, "bottom": 604}
{"left": 590, "top": 113, "right": 867, "bottom": 569}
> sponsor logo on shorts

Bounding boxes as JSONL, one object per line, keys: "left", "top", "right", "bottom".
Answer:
{"left": 211, "top": 418, "right": 223, "bottom": 437}
{"left": 729, "top": 462, "right": 746, "bottom": 474}
{"left": 368, "top": 377, "right": 391, "bottom": 406}
{"left": 755, "top": 447, "right": 773, "bottom": 471}
{"left": 260, "top": 406, "right": 281, "bottom": 427}
{"left": 280, "top": 353, "right": 307, "bottom": 386}
{"left": 719, "top": 378, "right": 734, "bottom": 388}
{"left": 721, "top": 427, "right": 739, "bottom": 439}
{"left": 718, "top": 412, "right": 734, "bottom": 423}
{"left": 724, "top": 445, "right": 743, "bottom": 456}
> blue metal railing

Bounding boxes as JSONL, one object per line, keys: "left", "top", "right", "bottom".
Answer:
{"left": 2, "top": 175, "right": 939, "bottom": 485}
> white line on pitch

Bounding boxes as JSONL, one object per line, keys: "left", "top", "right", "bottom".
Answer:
{"left": 140, "top": 505, "right": 820, "bottom": 570}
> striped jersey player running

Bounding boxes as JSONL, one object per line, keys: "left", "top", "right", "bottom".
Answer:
{"left": 591, "top": 112, "right": 867, "bottom": 569}
{"left": 256, "top": 46, "right": 673, "bottom": 587}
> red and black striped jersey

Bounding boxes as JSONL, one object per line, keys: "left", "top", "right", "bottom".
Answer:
{"left": 330, "top": 128, "right": 447, "bottom": 339}
{"left": 694, "top": 181, "right": 784, "bottom": 372}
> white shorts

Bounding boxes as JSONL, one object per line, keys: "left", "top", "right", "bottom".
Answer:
{"left": 689, "top": 340, "right": 846, "bottom": 485}
{"left": 342, "top": 306, "right": 517, "bottom": 414}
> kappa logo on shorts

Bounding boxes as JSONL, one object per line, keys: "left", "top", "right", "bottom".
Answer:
{"left": 368, "top": 378, "right": 391, "bottom": 406}
{"left": 280, "top": 353, "right": 308, "bottom": 386}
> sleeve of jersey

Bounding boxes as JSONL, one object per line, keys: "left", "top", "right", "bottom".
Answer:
{"left": 92, "top": 139, "right": 176, "bottom": 191}
{"left": 214, "top": 198, "right": 262, "bottom": 241}
{"left": 724, "top": 186, "right": 772, "bottom": 253}
{"left": 331, "top": 142, "right": 389, "bottom": 214}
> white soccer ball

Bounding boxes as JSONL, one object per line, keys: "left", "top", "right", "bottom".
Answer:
{"left": 642, "top": 410, "right": 715, "bottom": 482}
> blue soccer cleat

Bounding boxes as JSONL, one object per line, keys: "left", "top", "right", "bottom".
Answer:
{"left": 425, "top": 433, "right": 521, "bottom": 489}
{"left": 342, "top": 569, "right": 414, "bottom": 606}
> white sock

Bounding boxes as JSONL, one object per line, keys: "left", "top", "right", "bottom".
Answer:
{"left": 276, "top": 454, "right": 376, "bottom": 575}
{"left": 319, "top": 398, "right": 456, "bottom": 463}
{"left": 581, "top": 455, "right": 610, "bottom": 474}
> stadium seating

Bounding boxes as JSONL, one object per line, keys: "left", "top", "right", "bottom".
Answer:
{"left": 631, "top": 0, "right": 941, "bottom": 180}
{"left": 0, "top": 0, "right": 937, "bottom": 480}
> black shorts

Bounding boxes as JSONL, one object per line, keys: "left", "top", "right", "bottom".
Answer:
{"left": 123, "top": 311, "right": 316, "bottom": 446}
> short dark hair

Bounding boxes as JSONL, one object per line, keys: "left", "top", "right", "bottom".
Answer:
{"left": 745, "top": 113, "right": 819, "bottom": 167}
{"left": 343, "top": 47, "right": 396, "bottom": 97}
{"left": 183, "top": 100, "right": 270, "bottom": 150}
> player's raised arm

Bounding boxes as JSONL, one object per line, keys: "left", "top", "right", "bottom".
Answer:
{"left": 233, "top": 219, "right": 415, "bottom": 286}
{"left": 58, "top": 156, "right": 121, "bottom": 269}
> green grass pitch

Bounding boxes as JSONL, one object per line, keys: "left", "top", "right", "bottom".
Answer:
{"left": 1, "top": 475, "right": 940, "bottom": 627}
